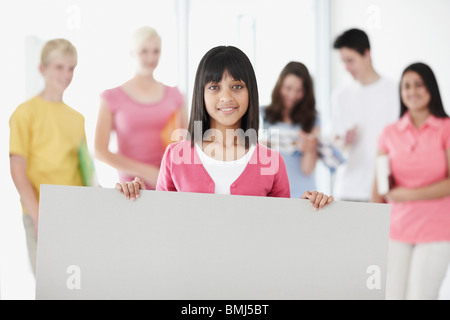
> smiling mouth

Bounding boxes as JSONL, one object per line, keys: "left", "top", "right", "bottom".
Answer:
{"left": 217, "top": 106, "right": 238, "bottom": 111}
{"left": 218, "top": 106, "right": 238, "bottom": 111}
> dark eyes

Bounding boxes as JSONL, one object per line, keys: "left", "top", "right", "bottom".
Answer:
{"left": 402, "top": 82, "right": 424, "bottom": 89}
{"left": 207, "top": 84, "right": 245, "bottom": 90}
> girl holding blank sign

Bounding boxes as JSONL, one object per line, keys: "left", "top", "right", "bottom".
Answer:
{"left": 117, "top": 46, "right": 333, "bottom": 211}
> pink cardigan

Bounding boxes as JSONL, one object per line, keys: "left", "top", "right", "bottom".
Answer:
{"left": 156, "top": 140, "right": 290, "bottom": 197}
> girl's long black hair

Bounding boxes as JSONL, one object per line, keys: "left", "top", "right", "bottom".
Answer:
{"left": 188, "top": 46, "right": 260, "bottom": 146}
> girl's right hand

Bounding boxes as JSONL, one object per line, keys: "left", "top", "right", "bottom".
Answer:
{"left": 116, "top": 177, "right": 146, "bottom": 201}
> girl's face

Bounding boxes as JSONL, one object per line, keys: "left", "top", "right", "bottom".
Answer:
{"left": 401, "top": 71, "right": 431, "bottom": 113}
{"left": 134, "top": 36, "right": 161, "bottom": 76}
{"left": 280, "top": 74, "right": 304, "bottom": 110}
{"left": 204, "top": 70, "right": 249, "bottom": 130}
{"left": 39, "top": 55, "right": 77, "bottom": 93}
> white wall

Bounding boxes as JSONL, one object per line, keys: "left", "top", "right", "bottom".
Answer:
{"left": 330, "top": 0, "right": 450, "bottom": 114}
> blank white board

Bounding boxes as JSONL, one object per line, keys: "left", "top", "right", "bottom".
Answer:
{"left": 36, "top": 185, "right": 390, "bottom": 300}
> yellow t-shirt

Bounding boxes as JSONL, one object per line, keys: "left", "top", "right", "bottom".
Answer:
{"left": 9, "top": 96, "right": 86, "bottom": 213}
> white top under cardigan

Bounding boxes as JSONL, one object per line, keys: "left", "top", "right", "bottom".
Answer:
{"left": 194, "top": 143, "right": 257, "bottom": 195}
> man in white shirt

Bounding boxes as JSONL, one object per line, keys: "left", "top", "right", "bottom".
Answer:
{"left": 331, "top": 28, "right": 399, "bottom": 201}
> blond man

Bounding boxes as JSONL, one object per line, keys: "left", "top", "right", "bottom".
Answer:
{"left": 9, "top": 38, "right": 87, "bottom": 275}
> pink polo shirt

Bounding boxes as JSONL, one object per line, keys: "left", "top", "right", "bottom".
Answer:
{"left": 101, "top": 85, "right": 184, "bottom": 189}
{"left": 156, "top": 140, "right": 291, "bottom": 198}
{"left": 378, "top": 112, "right": 450, "bottom": 243}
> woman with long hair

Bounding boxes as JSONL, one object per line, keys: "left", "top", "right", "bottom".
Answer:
{"left": 373, "top": 62, "right": 450, "bottom": 299}
{"left": 261, "top": 62, "right": 319, "bottom": 198}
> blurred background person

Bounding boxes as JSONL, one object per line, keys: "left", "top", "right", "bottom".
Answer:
{"left": 9, "top": 38, "right": 87, "bottom": 275}
{"left": 261, "top": 61, "right": 319, "bottom": 198}
{"left": 95, "top": 26, "right": 188, "bottom": 190}
{"left": 331, "top": 28, "right": 399, "bottom": 202}
{"left": 373, "top": 63, "right": 450, "bottom": 299}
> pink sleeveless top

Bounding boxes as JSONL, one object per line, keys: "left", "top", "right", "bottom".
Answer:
{"left": 101, "top": 85, "right": 184, "bottom": 189}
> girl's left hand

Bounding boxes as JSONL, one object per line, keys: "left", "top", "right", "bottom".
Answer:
{"left": 116, "top": 177, "right": 146, "bottom": 201}
{"left": 301, "top": 190, "right": 334, "bottom": 211}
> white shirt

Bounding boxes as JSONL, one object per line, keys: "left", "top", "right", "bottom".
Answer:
{"left": 331, "top": 76, "right": 399, "bottom": 200}
{"left": 195, "top": 143, "right": 256, "bottom": 195}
